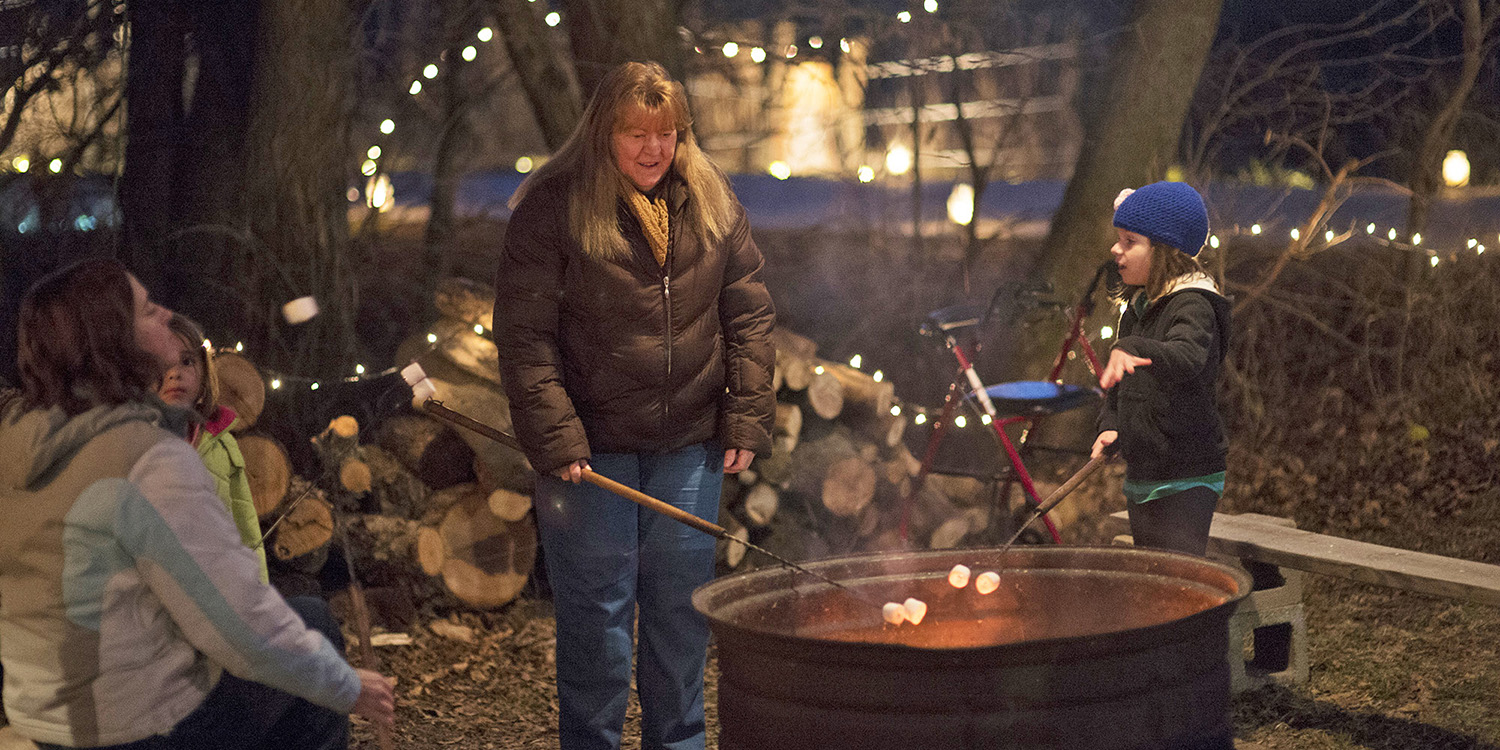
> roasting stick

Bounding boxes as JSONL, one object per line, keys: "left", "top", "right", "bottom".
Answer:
{"left": 998, "top": 450, "right": 1114, "bottom": 556}
{"left": 415, "top": 396, "right": 887, "bottom": 613}
{"left": 336, "top": 517, "right": 394, "bottom": 750}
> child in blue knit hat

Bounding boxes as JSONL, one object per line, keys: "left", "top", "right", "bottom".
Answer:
{"left": 1091, "top": 181, "right": 1231, "bottom": 556}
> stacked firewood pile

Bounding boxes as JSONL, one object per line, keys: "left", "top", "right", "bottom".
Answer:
{"left": 716, "top": 328, "right": 1038, "bottom": 574}
{"left": 231, "top": 277, "right": 1054, "bottom": 613}
{"left": 230, "top": 278, "right": 536, "bottom": 612}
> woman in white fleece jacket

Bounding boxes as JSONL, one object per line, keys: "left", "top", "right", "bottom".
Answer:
{"left": 0, "top": 258, "right": 394, "bottom": 749}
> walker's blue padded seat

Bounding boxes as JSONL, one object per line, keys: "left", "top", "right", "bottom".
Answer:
{"left": 983, "top": 381, "right": 1101, "bottom": 417}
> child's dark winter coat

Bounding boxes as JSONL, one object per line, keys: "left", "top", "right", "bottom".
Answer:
{"left": 1098, "top": 277, "right": 1231, "bottom": 482}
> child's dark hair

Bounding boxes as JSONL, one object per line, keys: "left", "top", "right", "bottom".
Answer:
{"left": 1108, "top": 243, "right": 1207, "bottom": 304}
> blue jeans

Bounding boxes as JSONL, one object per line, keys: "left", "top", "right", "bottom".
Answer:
{"left": 37, "top": 596, "right": 348, "bottom": 750}
{"left": 536, "top": 442, "right": 722, "bottom": 750}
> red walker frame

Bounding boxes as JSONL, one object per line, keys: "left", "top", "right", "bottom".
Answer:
{"left": 900, "top": 264, "right": 1111, "bottom": 545}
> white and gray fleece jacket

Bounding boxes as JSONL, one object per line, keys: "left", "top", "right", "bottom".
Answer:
{"left": 0, "top": 401, "right": 360, "bottom": 747}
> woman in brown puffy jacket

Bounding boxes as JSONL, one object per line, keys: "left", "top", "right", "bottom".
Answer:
{"left": 493, "top": 61, "right": 775, "bottom": 750}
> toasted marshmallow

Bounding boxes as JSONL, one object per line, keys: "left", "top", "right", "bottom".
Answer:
{"left": 902, "top": 597, "right": 927, "bottom": 625}
{"left": 882, "top": 602, "right": 908, "bottom": 625}
{"left": 974, "top": 571, "right": 1000, "bottom": 595}
{"left": 281, "top": 296, "right": 319, "bottom": 325}
{"left": 948, "top": 564, "right": 971, "bottom": 588}
{"left": 400, "top": 361, "right": 427, "bottom": 386}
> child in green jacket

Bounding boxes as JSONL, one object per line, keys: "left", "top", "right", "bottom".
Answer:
{"left": 159, "top": 314, "right": 269, "bottom": 581}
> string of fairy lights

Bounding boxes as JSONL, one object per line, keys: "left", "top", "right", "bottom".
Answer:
{"left": 314, "top": 2, "right": 1500, "bottom": 428}
{"left": 352, "top": 0, "right": 953, "bottom": 210}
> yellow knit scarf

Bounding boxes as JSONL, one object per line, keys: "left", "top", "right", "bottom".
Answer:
{"left": 625, "top": 189, "right": 671, "bottom": 267}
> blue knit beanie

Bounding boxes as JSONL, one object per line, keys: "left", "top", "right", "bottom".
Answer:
{"left": 1112, "top": 181, "right": 1209, "bottom": 257}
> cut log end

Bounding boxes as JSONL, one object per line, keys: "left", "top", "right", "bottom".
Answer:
{"left": 214, "top": 352, "right": 265, "bottom": 431}
{"left": 240, "top": 434, "right": 291, "bottom": 519}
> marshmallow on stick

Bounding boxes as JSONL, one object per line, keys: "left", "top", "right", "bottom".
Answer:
{"left": 400, "top": 361, "right": 437, "bottom": 402}
{"left": 902, "top": 597, "right": 927, "bottom": 625}
{"left": 948, "top": 564, "right": 971, "bottom": 588}
{"left": 974, "top": 571, "right": 1000, "bottom": 595}
{"left": 882, "top": 602, "right": 908, "bottom": 626}
{"left": 281, "top": 296, "right": 320, "bottom": 325}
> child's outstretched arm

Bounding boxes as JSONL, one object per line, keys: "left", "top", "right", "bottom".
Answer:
{"left": 1099, "top": 348, "right": 1152, "bottom": 389}
{"left": 1109, "top": 294, "right": 1218, "bottom": 383}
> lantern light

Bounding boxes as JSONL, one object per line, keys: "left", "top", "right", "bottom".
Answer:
{"left": 1442, "top": 150, "right": 1470, "bottom": 187}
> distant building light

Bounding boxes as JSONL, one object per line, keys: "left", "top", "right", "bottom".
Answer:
{"left": 723, "top": 42, "right": 739, "bottom": 58}
{"left": 808, "top": 36, "right": 823, "bottom": 49}
{"left": 857, "top": 165, "right": 875, "bottom": 183}
{"left": 924, "top": 0, "right": 938, "bottom": 12}
{"left": 897, "top": 11, "right": 912, "bottom": 22}
{"left": 750, "top": 46, "right": 766, "bottom": 63}
{"left": 409, "top": 80, "right": 422, "bottom": 95}
{"left": 840, "top": 38, "right": 851, "bottom": 53}
{"left": 11, "top": 155, "right": 28, "bottom": 172}
{"left": 785, "top": 44, "right": 798, "bottom": 58}
{"left": 477, "top": 27, "right": 493, "bottom": 42}
{"left": 380, "top": 119, "right": 395, "bottom": 134}
{"left": 367, "top": 145, "right": 381, "bottom": 159}
{"left": 462, "top": 46, "right": 477, "bottom": 61}
{"left": 544, "top": 11, "right": 560, "bottom": 26}
{"left": 48, "top": 158, "right": 63, "bottom": 173}
{"left": 516, "top": 156, "right": 534, "bottom": 173}
{"left": 768, "top": 161, "right": 792, "bottom": 180}
{"left": 886, "top": 144, "right": 912, "bottom": 175}
{"left": 423, "top": 64, "right": 439, "bottom": 79}
{"left": 946, "top": 183, "right": 974, "bottom": 226}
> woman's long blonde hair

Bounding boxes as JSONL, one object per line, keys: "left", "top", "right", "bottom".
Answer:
{"left": 508, "top": 61, "right": 736, "bottom": 261}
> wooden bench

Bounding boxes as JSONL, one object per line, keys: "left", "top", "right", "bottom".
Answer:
{"left": 1106, "top": 510, "right": 1500, "bottom": 606}
{"left": 1106, "top": 510, "right": 1500, "bottom": 692}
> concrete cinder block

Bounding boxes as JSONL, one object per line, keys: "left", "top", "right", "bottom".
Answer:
{"left": 1228, "top": 599, "right": 1309, "bottom": 692}
{"left": 1111, "top": 524, "right": 1310, "bottom": 694}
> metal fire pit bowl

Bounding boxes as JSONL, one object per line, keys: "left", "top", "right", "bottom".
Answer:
{"left": 693, "top": 545, "right": 1252, "bottom": 750}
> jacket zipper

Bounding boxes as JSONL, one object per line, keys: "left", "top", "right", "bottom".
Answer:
{"left": 662, "top": 210, "right": 674, "bottom": 426}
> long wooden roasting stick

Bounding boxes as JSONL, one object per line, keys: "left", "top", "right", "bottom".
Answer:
{"left": 998, "top": 449, "right": 1114, "bottom": 555}
{"left": 335, "top": 516, "right": 394, "bottom": 750}
{"left": 413, "top": 392, "right": 882, "bottom": 610}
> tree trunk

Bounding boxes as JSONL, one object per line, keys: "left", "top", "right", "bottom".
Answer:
{"left": 213, "top": 351, "right": 265, "bottom": 430}
{"left": 493, "top": 0, "right": 584, "bottom": 150}
{"left": 242, "top": 0, "right": 358, "bottom": 373}
{"left": 426, "top": 490, "right": 537, "bottom": 609}
{"left": 240, "top": 434, "right": 292, "bottom": 518}
{"left": 118, "top": 0, "right": 185, "bottom": 296}
{"left": 560, "top": 0, "right": 687, "bottom": 96}
{"left": 1404, "top": 0, "right": 1490, "bottom": 243}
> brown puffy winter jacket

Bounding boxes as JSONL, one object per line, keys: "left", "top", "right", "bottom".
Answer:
{"left": 493, "top": 172, "right": 776, "bottom": 475}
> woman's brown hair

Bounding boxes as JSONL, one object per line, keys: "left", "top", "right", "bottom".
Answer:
{"left": 167, "top": 314, "right": 221, "bottom": 420}
{"left": 18, "top": 257, "right": 162, "bottom": 416}
{"left": 508, "top": 60, "right": 736, "bottom": 261}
